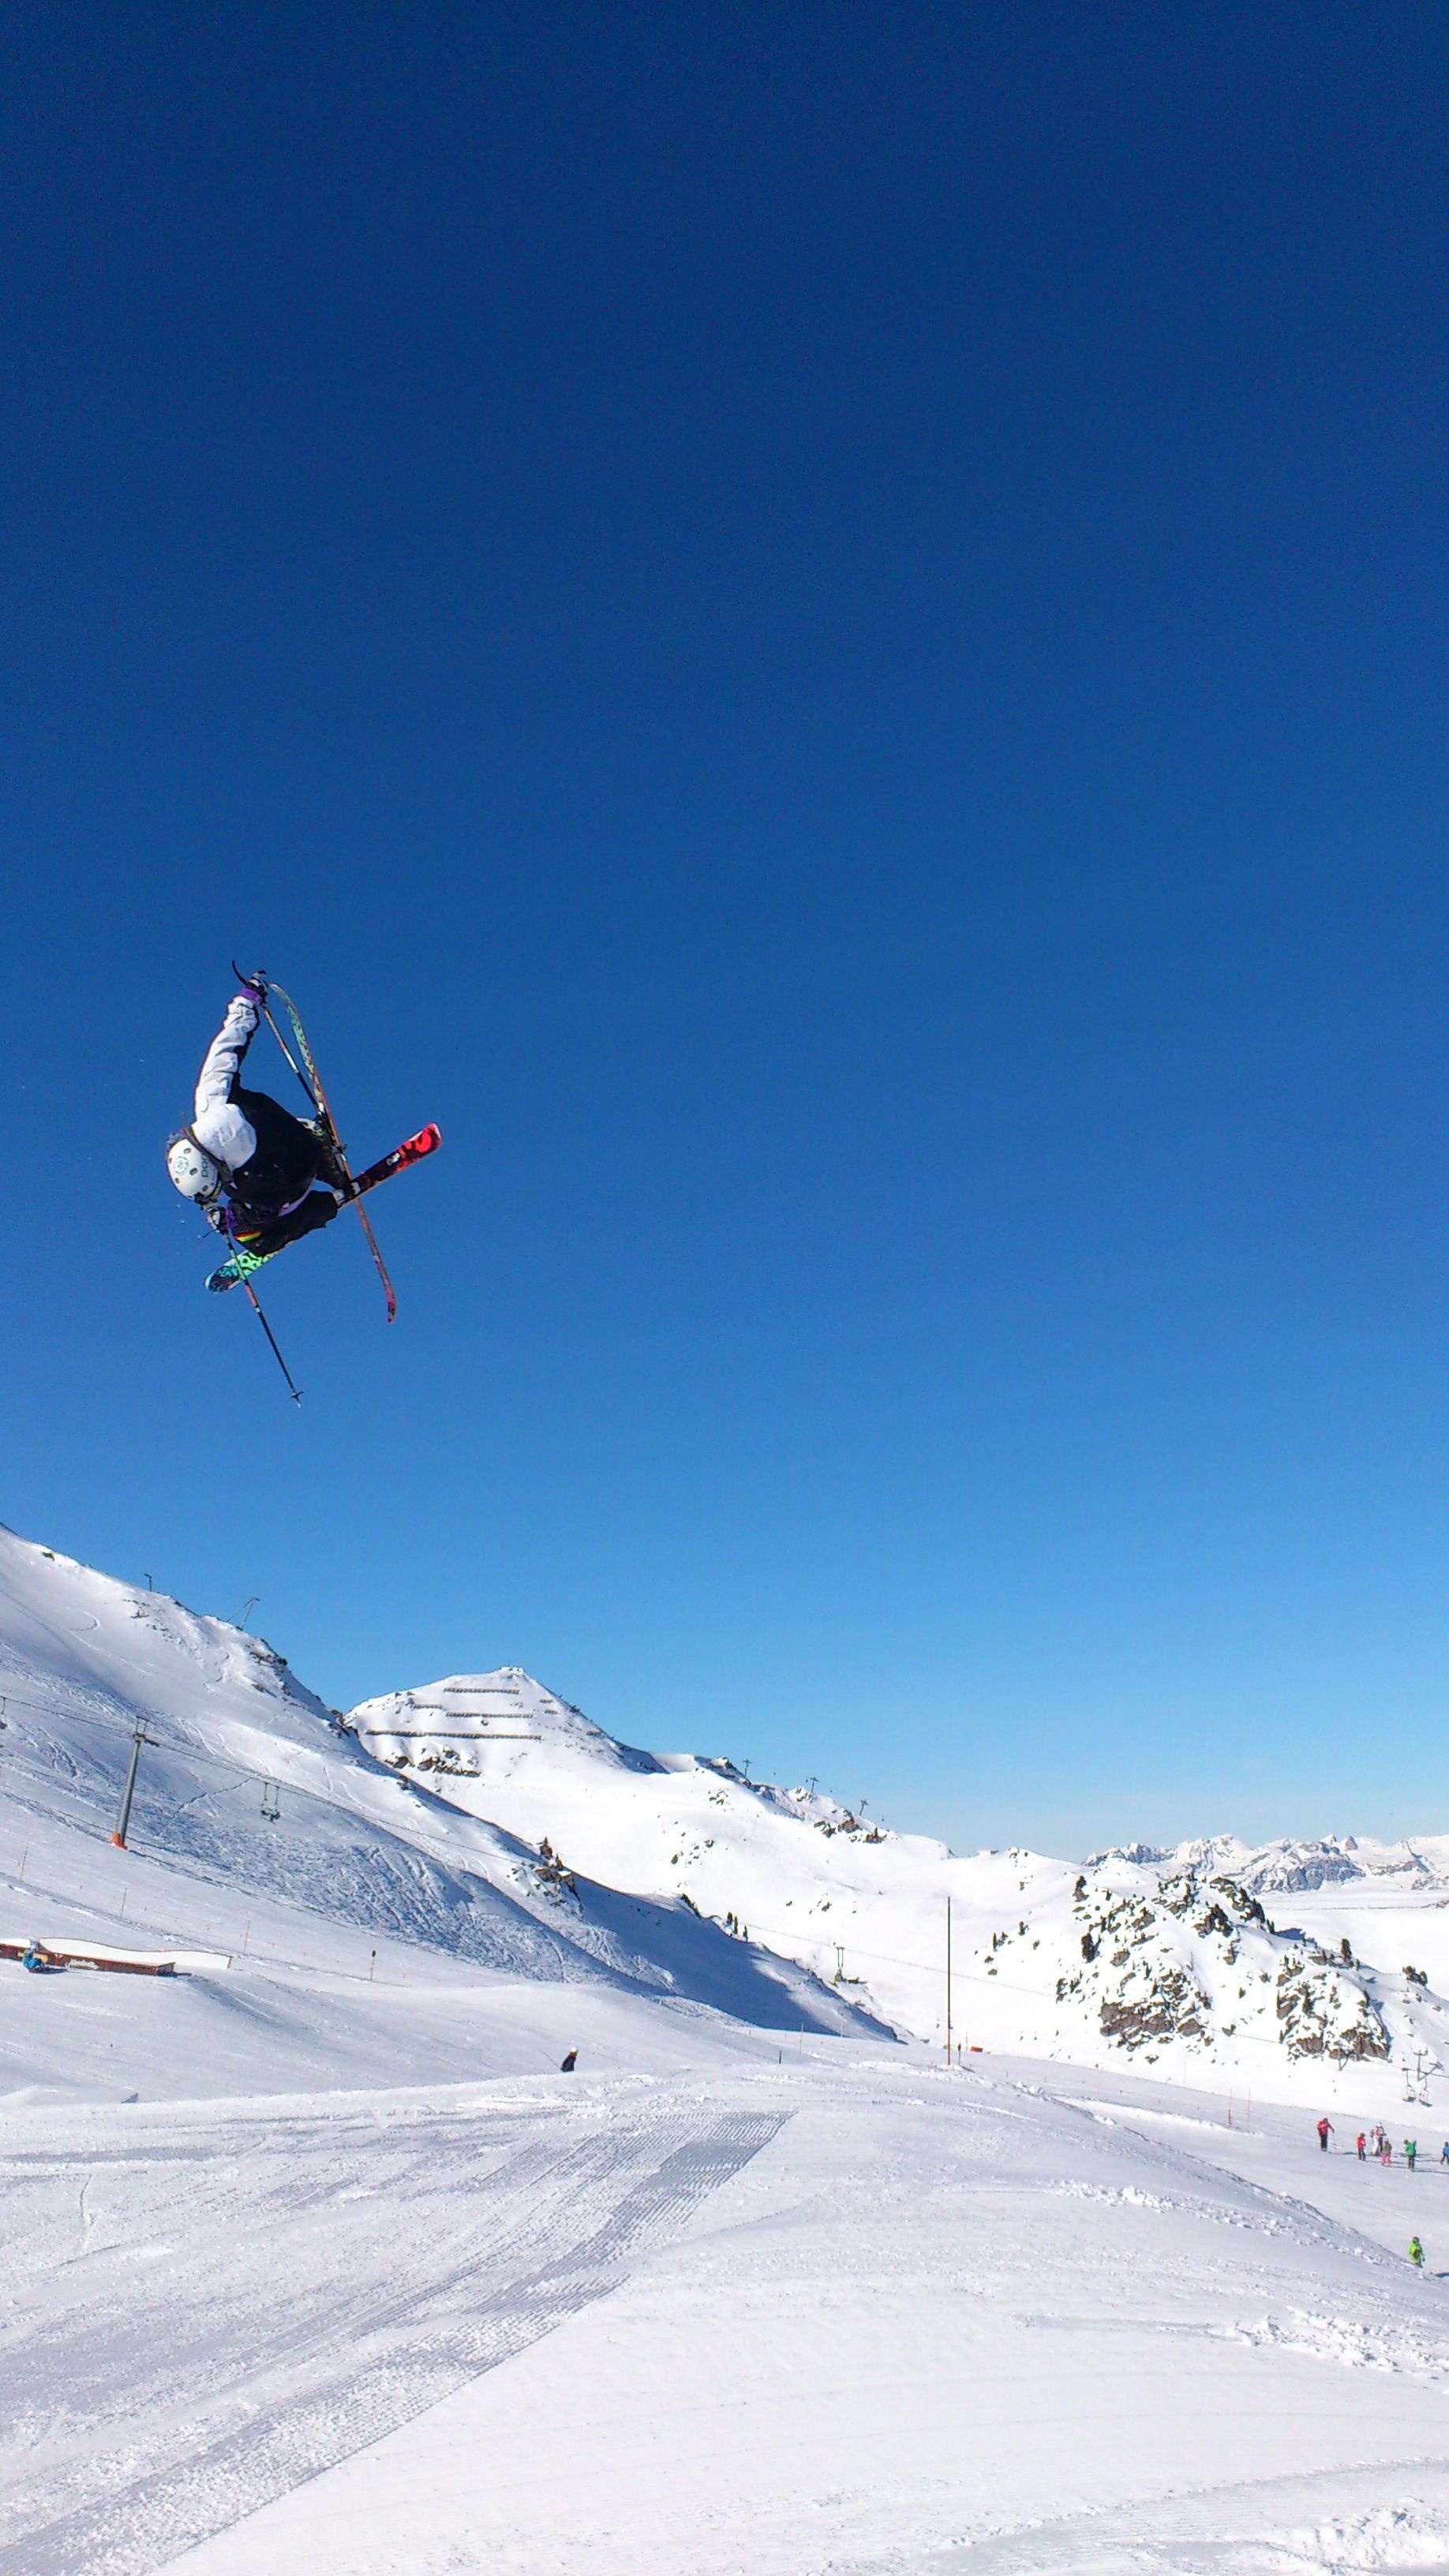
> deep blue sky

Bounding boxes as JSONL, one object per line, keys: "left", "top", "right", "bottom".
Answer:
{"left": 3, "top": 4, "right": 1447, "bottom": 1853}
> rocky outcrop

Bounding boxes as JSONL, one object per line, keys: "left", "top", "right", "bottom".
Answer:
{"left": 1275, "top": 1952, "right": 1389, "bottom": 2061}
{"left": 1099, "top": 1964, "right": 1211, "bottom": 2050}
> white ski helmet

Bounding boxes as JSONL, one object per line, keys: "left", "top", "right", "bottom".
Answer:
{"left": 166, "top": 1131, "right": 223, "bottom": 1203}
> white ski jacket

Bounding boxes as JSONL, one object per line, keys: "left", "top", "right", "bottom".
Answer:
{"left": 190, "top": 992, "right": 260, "bottom": 1171}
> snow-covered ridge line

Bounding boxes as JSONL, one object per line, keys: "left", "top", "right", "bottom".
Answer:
{"left": 5, "top": 1520, "right": 1449, "bottom": 2106}
{"left": 1092, "top": 1829, "right": 1449, "bottom": 1896}
{"left": 0, "top": 1527, "right": 881, "bottom": 2044}
{"left": 350, "top": 1670, "right": 1449, "bottom": 2104}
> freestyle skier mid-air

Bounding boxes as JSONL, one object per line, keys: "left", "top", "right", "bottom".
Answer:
{"left": 166, "top": 974, "right": 346, "bottom": 1286}
{"left": 166, "top": 971, "right": 440, "bottom": 1397}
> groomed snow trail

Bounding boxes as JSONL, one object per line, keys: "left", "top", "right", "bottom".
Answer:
{"left": 0, "top": 2080, "right": 785, "bottom": 2576}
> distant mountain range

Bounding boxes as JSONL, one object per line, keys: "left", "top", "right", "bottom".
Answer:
{"left": 1095, "top": 1832, "right": 1449, "bottom": 1896}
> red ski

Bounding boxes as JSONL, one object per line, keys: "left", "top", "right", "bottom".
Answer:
{"left": 348, "top": 1123, "right": 442, "bottom": 1200}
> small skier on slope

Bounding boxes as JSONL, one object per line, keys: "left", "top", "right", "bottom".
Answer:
{"left": 166, "top": 975, "right": 347, "bottom": 1286}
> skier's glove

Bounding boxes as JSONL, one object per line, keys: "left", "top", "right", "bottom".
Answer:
{"left": 231, "top": 961, "right": 269, "bottom": 1005}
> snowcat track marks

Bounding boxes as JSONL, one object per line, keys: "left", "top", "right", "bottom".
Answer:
{"left": 0, "top": 2096, "right": 787, "bottom": 2576}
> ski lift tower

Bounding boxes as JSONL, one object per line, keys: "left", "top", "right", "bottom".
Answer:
{"left": 112, "top": 1717, "right": 159, "bottom": 1850}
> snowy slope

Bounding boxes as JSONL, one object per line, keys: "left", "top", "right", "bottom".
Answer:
{"left": 354, "top": 1670, "right": 1449, "bottom": 2109}
{"left": 13, "top": 2052, "right": 1449, "bottom": 2576}
{"left": 349, "top": 1664, "right": 990, "bottom": 2031}
{"left": 0, "top": 1526, "right": 878, "bottom": 2071}
{"left": 8, "top": 1513, "right": 1449, "bottom": 2110}
{"left": 8, "top": 1531, "right": 1449, "bottom": 2573}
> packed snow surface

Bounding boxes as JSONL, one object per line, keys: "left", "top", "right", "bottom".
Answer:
{"left": 7, "top": 1523, "right": 1449, "bottom": 2573}
{"left": 13, "top": 2054, "right": 1449, "bottom": 2576}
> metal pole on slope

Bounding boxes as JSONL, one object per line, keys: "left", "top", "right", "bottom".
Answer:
{"left": 112, "top": 1719, "right": 159, "bottom": 1850}
{"left": 945, "top": 1896, "right": 953, "bottom": 2065}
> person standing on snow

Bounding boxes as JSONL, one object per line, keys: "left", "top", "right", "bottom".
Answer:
{"left": 1356, "top": 2132, "right": 1367, "bottom": 2160}
{"left": 1406, "top": 2138, "right": 1418, "bottom": 2170}
{"left": 1316, "top": 2117, "right": 1333, "bottom": 2152}
{"left": 166, "top": 975, "right": 347, "bottom": 1282}
{"left": 560, "top": 2049, "right": 578, "bottom": 2073}
{"left": 1381, "top": 2136, "right": 1394, "bottom": 2166}
{"left": 1409, "top": 2236, "right": 1425, "bottom": 2267}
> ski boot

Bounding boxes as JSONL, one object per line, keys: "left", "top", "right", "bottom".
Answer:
{"left": 207, "top": 1243, "right": 273, "bottom": 1294}
{"left": 305, "top": 1118, "right": 352, "bottom": 1193}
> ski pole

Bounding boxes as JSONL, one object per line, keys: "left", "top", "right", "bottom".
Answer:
{"left": 264, "top": 1000, "right": 316, "bottom": 1109}
{"left": 229, "top": 961, "right": 316, "bottom": 1110}
{"left": 270, "top": 979, "right": 400, "bottom": 1322}
{"left": 239, "top": 1275, "right": 303, "bottom": 1406}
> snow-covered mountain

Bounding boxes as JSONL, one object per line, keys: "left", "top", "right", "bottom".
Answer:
{"left": 11, "top": 1522, "right": 1449, "bottom": 2576}
{"left": 351, "top": 1668, "right": 1449, "bottom": 2105}
{"left": 9, "top": 1526, "right": 1449, "bottom": 2574}
{"left": 0, "top": 1525, "right": 880, "bottom": 2079}
{"left": 1099, "top": 1829, "right": 1449, "bottom": 1898}
{"left": 6, "top": 1513, "right": 1449, "bottom": 2110}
